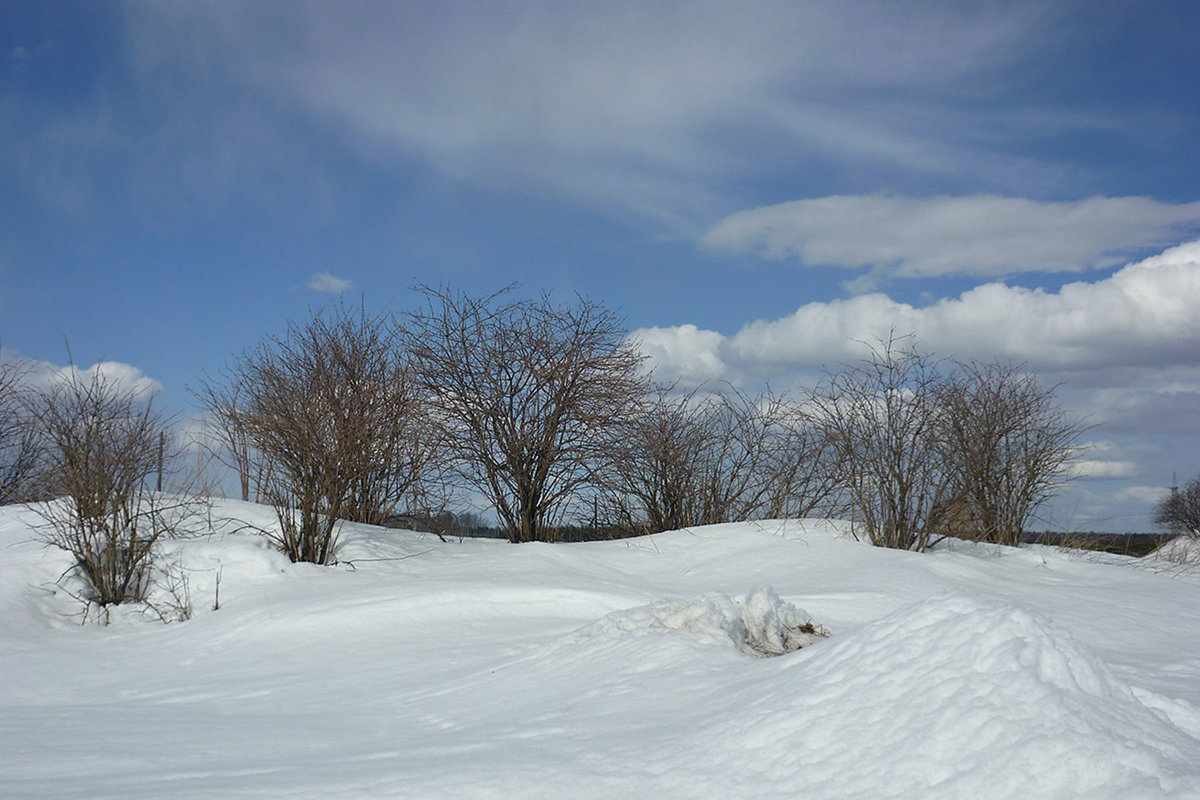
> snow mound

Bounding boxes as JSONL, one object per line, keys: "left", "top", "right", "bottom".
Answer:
{"left": 575, "top": 586, "right": 829, "bottom": 657}
{"left": 705, "top": 593, "right": 1200, "bottom": 798}
{"left": 1149, "top": 535, "right": 1200, "bottom": 567}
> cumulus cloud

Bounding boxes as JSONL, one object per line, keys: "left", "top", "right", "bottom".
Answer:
{"left": 703, "top": 195, "right": 1200, "bottom": 283}
{"left": 633, "top": 324, "right": 728, "bottom": 384}
{"left": 19, "top": 358, "right": 163, "bottom": 398}
{"left": 636, "top": 240, "right": 1200, "bottom": 533}
{"left": 308, "top": 272, "right": 352, "bottom": 293}
{"left": 635, "top": 239, "right": 1200, "bottom": 383}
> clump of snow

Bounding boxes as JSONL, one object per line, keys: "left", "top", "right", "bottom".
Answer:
{"left": 576, "top": 586, "right": 829, "bottom": 656}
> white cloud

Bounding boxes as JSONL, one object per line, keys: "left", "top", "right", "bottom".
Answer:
{"left": 18, "top": 358, "right": 163, "bottom": 398}
{"left": 1081, "top": 380, "right": 1200, "bottom": 436}
{"left": 308, "top": 272, "right": 352, "bottom": 294}
{"left": 634, "top": 324, "right": 728, "bottom": 384}
{"left": 1112, "top": 485, "right": 1169, "bottom": 506}
{"left": 635, "top": 239, "right": 1200, "bottom": 384}
{"left": 702, "top": 195, "right": 1200, "bottom": 283}
{"left": 1068, "top": 460, "right": 1140, "bottom": 480}
{"left": 114, "top": 2, "right": 1079, "bottom": 230}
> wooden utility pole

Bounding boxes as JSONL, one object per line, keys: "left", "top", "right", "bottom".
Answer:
{"left": 156, "top": 431, "right": 165, "bottom": 492}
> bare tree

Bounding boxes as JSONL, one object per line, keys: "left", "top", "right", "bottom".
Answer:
{"left": 405, "top": 287, "right": 647, "bottom": 543}
{"left": 691, "top": 387, "right": 785, "bottom": 525}
{"left": 603, "top": 385, "right": 712, "bottom": 534}
{"left": 1155, "top": 474, "right": 1200, "bottom": 537}
{"left": 192, "top": 377, "right": 260, "bottom": 502}
{"left": 197, "top": 304, "right": 425, "bottom": 563}
{"left": 808, "top": 336, "right": 951, "bottom": 552}
{"left": 759, "top": 406, "right": 847, "bottom": 522}
{"left": 24, "top": 367, "right": 182, "bottom": 605}
{"left": 604, "top": 384, "right": 841, "bottom": 534}
{"left": 0, "top": 356, "right": 43, "bottom": 504}
{"left": 936, "top": 360, "right": 1087, "bottom": 546}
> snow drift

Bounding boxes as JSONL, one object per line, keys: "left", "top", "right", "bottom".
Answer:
{"left": 1, "top": 507, "right": 1199, "bottom": 799}
{"left": 695, "top": 593, "right": 1199, "bottom": 799}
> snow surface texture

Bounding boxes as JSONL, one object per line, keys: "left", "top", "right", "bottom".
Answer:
{"left": 2, "top": 506, "right": 1199, "bottom": 799}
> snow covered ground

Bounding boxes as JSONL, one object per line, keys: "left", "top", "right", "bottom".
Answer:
{"left": 2, "top": 500, "right": 1199, "bottom": 799}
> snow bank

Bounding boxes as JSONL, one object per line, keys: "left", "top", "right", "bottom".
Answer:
{"left": 573, "top": 586, "right": 829, "bottom": 656}
{"left": 3, "top": 505, "right": 1200, "bottom": 799}
{"left": 1149, "top": 535, "right": 1200, "bottom": 567}
{"left": 699, "top": 593, "right": 1200, "bottom": 799}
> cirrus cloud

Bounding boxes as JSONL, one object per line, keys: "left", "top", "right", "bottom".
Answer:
{"left": 110, "top": 2, "right": 1075, "bottom": 232}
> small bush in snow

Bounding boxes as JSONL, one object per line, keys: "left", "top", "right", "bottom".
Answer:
{"left": 405, "top": 287, "right": 647, "bottom": 543}
{"left": 24, "top": 365, "right": 195, "bottom": 607}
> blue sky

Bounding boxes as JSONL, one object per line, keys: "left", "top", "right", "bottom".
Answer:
{"left": 3, "top": 1, "right": 1199, "bottom": 531}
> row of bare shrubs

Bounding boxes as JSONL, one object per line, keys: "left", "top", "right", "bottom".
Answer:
{"left": 191, "top": 289, "right": 1087, "bottom": 557}
{"left": 0, "top": 287, "right": 1091, "bottom": 611}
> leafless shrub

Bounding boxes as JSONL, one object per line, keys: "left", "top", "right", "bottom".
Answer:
{"left": 605, "top": 385, "right": 838, "bottom": 533}
{"left": 936, "top": 360, "right": 1088, "bottom": 546}
{"left": 23, "top": 366, "right": 191, "bottom": 606}
{"left": 603, "top": 386, "right": 712, "bottom": 534}
{"left": 0, "top": 356, "right": 44, "bottom": 504}
{"left": 758, "top": 401, "right": 847, "bottom": 522}
{"left": 405, "top": 286, "right": 647, "bottom": 543}
{"left": 197, "top": 303, "right": 426, "bottom": 564}
{"left": 192, "top": 378, "right": 264, "bottom": 502}
{"left": 690, "top": 387, "right": 787, "bottom": 526}
{"left": 807, "top": 336, "right": 952, "bottom": 552}
{"left": 1155, "top": 474, "right": 1200, "bottom": 538}
{"left": 146, "top": 559, "right": 195, "bottom": 623}
{"left": 808, "top": 337, "right": 1087, "bottom": 552}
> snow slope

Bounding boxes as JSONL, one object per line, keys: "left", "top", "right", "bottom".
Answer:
{"left": 1, "top": 501, "right": 1199, "bottom": 799}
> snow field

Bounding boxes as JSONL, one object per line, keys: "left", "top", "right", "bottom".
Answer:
{"left": 1, "top": 506, "right": 1199, "bottom": 798}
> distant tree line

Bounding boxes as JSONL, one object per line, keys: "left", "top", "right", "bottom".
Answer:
{"left": 0, "top": 289, "right": 1103, "bottom": 609}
